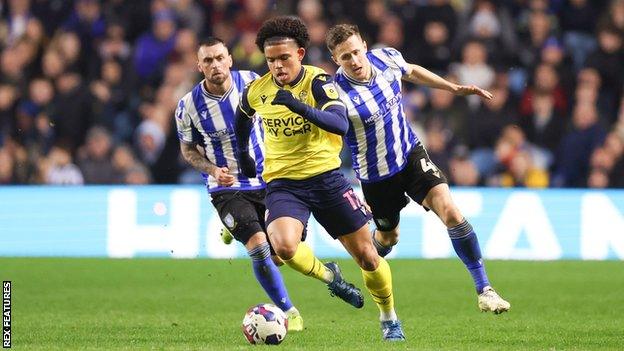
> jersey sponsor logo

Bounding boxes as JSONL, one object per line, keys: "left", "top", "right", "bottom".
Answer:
{"left": 263, "top": 116, "right": 312, "bottom": 137}
{"left": 200, "top": 110, "right": 208, "bottom": 119}
{"left": 207, "top": 128, "right": 230, "bottom": 139}
{"left": 260, "top": 94, "right": 268, "bottom": 104}
{"left": 362, "top": 94, "right": 402, "bottom": 124}
{"left": 351, "top": 94, "right": 361, "bottom": 104}
{"left": 322, "top": 83, "right": 339, "bottom": 99}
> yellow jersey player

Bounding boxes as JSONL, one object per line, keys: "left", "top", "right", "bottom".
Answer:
{"left": 234, "top": 16, "right": 405, "bottom": 341}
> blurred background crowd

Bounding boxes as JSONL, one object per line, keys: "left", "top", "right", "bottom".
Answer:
{"left": 0, "top": 0, "right": 623, "bottom": 188}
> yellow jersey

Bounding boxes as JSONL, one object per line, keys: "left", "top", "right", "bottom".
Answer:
{"left": 240, "top": 65, "right": 345, "bottom": 182}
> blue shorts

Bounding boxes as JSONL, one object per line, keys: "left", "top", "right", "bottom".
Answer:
{"left": 265, "top": 169, "right": 372, "bottom": 238}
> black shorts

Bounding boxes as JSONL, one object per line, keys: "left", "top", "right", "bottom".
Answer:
{"left": 266, "top": 169, "right": 371, "bottom": 238}
{"left": 210, "top": 189, "right": 267, "bottom": 245}
{"left": 361, "top": 143, "right": 447, "bottom": 220}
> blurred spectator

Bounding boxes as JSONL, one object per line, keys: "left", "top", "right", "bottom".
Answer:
{"left": 134, "top": 10, "right": 178, "bottom": 85}
{"left": 598, "top": 0, "right": 624, "bottom": 34}
{"left": 0, "top": 84, "right": 18, "bottom": 137}
{"left": 412, "top": 20, "right": 453, "bottom": 73}
{"left": 466, "top": 84, "right": 517, "bottom": 150}
{"left": 519, "top": 63, "right": 567, "bottom": 117}
{"left": 540, "top": 37, "right": 575, "bottom": 98}
{"left": 553, "top": 102, "right": 607, "bottom": 187}
{"left": 125, "top": 163, "right": 152, "bottom": 184}
{"left": 111, "top": 143, "right": 139, "bottom": 184}
{"left": 584, "top": 24, "right": 624, "bottom": 123}
{"left": 62, "top": 0, "right": 106, "bottom": 73}
{"left": 89, "top": 58, "right": 134, "bottom": 141}
{"left": 373, "top": 15, "right": 404, "bottom": 50}
{"left": 172, "top": 0, "right": 205, "bottom": 36}
{"left": 42, "top": 145, "right": 84, "bottom": 185}
{"left": 560, "top": 0, "right": 599, "bottom": 71}
{"left": 518, "top": 91, "right": 566, "bottom": 157}
{"left": 13, "top": 77, "right": 55, "bottom": 154}
{"left": 0, "top": 147, "right": 16, "bottom": 184}
{"left": 298, "top": 0, "right": 323, "bottom": 24}
{"left": 449, "top": 147, "right": 480, "bottom": 186}
{"left": 5, "top": 0, "right": 32, "bottom": 45}
{"left": 231, "top": 31, "right": 266, "bottom": 73}
{"left": 0, "top": 0, "right": 621, "bottom": 189}
{"left": 76, "top": 126, "right": 116, "bottom": 184}
{"left": 587, "top": 167, "right": 610, "bottom": 188}
{"left": 419, "top": 85, "right": 468, "bottom": 146}
{"left": 450, "top": 40, "right": 495, "bottom": 108}
{"left": 517, "top": 9, "right": 554, "bottom": 69}
{"left": 497, "top": 149, "right": 549, "bottom": 188}
{"left": 456, "top": 0, "right": 518, "bottom": 66}
{"left": 53, "top": 70, "right": 92, "bottom": 149}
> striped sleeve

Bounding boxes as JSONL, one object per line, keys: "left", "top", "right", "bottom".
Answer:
{"left": 174, "top": 96, "right": 196, "bottom": 144}
{"left": 379, "top": 47, "right": 409, "bottom": 75}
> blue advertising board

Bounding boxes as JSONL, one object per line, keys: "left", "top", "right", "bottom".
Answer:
{"left": 1, "top": 186, "right": 623, "bottom": 260}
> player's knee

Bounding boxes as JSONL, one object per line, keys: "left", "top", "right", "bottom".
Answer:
{"left": 274, "top": 243, "right": 297, "bottom": 261}
{"left": 355, "top": 246, "right": 379, "bottom": 271}
{"left": 435, "top": 200, "right": 462, "bottom": 227}
{"left": 442, "top": 206, "right": 463, "bottom": 227}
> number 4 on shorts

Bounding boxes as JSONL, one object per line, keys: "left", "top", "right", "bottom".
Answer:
{"left": 420, "top": 158, "right": 441, "bottom": 178}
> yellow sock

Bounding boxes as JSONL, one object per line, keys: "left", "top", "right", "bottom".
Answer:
{"left": 361, "top": 257, "right": 395, "bottom": 317}
{"left": 282, "top": 242, "right": 331, "bottom": 283}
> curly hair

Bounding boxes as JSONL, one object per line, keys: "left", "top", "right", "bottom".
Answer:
{"left": 255, "top": 16, "right": 310, "bottom": 51}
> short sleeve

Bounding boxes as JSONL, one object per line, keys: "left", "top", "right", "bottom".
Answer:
{"left": 174, "top": 98, "right": 196, "bottom": 144}
{"left": 381, "top": 47, "right": 409, "bottom": 75}
{"left": 311, "top": 74, "right": 345, "bottom": 111}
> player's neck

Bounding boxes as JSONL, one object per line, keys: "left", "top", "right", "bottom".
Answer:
{"left": 203, "top": 75, "right": 232, "bottom": 96}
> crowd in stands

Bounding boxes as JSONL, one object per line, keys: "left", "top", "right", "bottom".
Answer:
{"left": 0, "top": 0, "right": 623, "bottom": 188}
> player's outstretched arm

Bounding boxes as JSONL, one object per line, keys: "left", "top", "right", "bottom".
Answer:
{"left": 179, "top": 142, "right": 235, "bottom": 186}
{"left": 403, "top": 64, "right": 493, "bottom": 100}
{"left": 270, "top": 75, "right": 348, "bottom": 135}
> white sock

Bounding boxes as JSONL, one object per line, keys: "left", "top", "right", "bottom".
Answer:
{"left": 285, "top": 306, "right": 300, "bottom": 317}
{"left": 380, "top": 309, "right": 398, "bottom": 322}
{"left": 322, "top": 268, "right": 335, "bottom": 283}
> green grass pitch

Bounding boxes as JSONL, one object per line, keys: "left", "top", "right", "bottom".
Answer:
{"left": 2, "top": 258, "right": 623, "bottom": 350}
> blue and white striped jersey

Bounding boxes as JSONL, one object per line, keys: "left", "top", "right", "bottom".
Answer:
{"left": 334, "top": 47, "right": 420, "bottom": 182}
{"left": 175, "top": 70, "right": 265, "bottom": 192}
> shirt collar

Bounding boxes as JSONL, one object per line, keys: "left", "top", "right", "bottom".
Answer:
{"left": 201, "top": 77, "right": 234, "bottom": 101}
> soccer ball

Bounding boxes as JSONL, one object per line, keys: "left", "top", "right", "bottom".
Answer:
{"left": 242, "top": 303, "right": 288, "bottom": 345}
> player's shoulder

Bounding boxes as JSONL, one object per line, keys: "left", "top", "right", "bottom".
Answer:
{"left": 369, "top": 47, "right": 403, "bottom": 61}
{"left": 304, "top": 65, "right": 328, "bottom": 79}
{"left": 233, "top": 70, "right": 261, "bottom": 83}
{"left": 177, "top": 83, "right": 201, "bottom": 110}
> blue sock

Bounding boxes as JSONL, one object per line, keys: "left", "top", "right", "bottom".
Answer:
{"left": 448, "top": 220, "right": 490, "bottom": 293}
{"left": 248, "top": 242, "right": 294, "bottom": 312}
